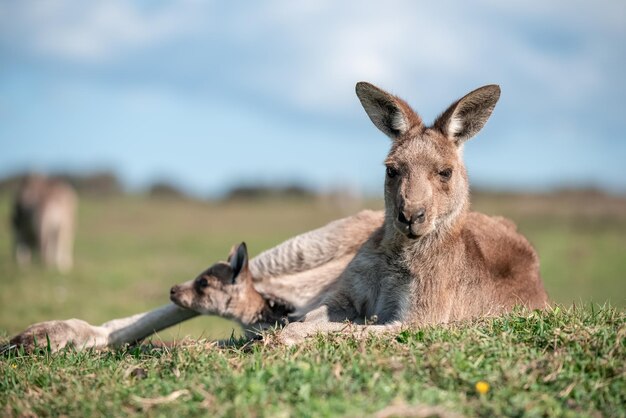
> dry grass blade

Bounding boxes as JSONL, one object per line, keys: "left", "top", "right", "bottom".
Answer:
{"left": 374, "top": 402, "right": 464, "bottom": 418}
{"left": 131, "top": 389, "right": 190, "bottom": 408}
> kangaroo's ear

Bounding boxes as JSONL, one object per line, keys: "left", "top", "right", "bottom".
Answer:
{"left": 228, "top": 242, "right": 249, "bottom": 283}
{"left": 434, "top": 84, "right": 501, "bottom": 145}
{"left": 355, "top": 82, "right": 423, "bottom": 140}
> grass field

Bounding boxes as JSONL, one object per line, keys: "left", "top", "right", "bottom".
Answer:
{"left": 2, "top": 307, "right": 624, "bottom": 417}
{"left": 1, "top": 192, "right": 625, "bottom": 416}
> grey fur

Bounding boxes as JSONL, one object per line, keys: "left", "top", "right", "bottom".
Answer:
{"left": 249, "top": 210, "right": 380, "bottom": 280}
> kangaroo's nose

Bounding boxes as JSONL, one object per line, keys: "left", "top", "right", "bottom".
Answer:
{"left": 398, "top": 207, "right": 426, "bottom": 225}
{"left": 170, "top": 286, "right": 178, "bottom": 296}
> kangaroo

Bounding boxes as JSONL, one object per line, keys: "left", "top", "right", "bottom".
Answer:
{"left": 11, "top": 174, "right": 78, "bottom": 272}
{"left": 8, "top": 210, "right": 383, "bottom": 352}
{"left": 170, "top": 242, "right": 296, "bottom": 339}
{"left": 278, "top": 82, "right": 549, "bottom": 344}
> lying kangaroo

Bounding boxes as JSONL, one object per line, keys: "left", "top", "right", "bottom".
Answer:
{"left": 7, "top": 82, "right": 548, "bottom": 352}
{"left": 277, "top": 82, "right": 549, "bottom": 344}
{"left": 11, "top": 174, "right": 77, "bottom": 272}
{"left": 170, "top": 242, "right": 296, "bottom": 339}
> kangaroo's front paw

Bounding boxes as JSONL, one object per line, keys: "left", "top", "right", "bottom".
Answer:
{"left": 9, "top": 319, "right": 107, "bottom": 353}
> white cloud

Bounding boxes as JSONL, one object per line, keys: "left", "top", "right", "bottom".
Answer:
{"left": 196, "top": 1, "right": 623, "bottom": 118}
{"left": 0, "top": 0, "right": 207, "bottom": 62}
{"left": 1, "top": 0, "right": 623, "bottom": 119}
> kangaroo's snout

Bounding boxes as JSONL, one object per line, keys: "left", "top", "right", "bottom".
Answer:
{"left": 396, "top": 201, "right": 431, "bottom": 239}
{"left": 398, "top": 206, "right": 426, "bottom": 226}
{"left": 170, "top": 285, "right": 183, "bottom": 304}
{"left": 169, "top": 283, "right": 191, "bottom": 308}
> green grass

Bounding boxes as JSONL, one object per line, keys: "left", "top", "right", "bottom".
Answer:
{"left": 0, "top": 193, "right": 625, "bottom": 416}
{"left": 2, "top": 307, "right": 624, "bottom": 417}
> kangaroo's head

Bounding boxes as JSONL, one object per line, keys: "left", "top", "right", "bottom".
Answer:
{"left": 356, "top": 82, "right": 501, "bottom": 240}
{"left": 169, "top": 242, "right": 267, "bottom": 324}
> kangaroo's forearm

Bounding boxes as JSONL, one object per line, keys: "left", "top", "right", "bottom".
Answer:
{"left": 103, "top": 303, "right": 199, "bottom": 347}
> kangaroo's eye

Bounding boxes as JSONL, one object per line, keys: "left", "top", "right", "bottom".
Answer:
{"left": 197, "top": 277, "right": 209, "bottom": 289}
{"left": 386, "top": 166, "right": 399, "bottom": 178}
{"left": 438, "top": 168, "right": 453, "bottom": 180}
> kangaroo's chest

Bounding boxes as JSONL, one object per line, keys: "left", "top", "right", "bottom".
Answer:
{"left": 352, "top": 253, "right": 467, "bottom": 324}
{"left": 352, "top": 260, "right": 414, "bottom": 323}
{"left": 371, "top": 279, "right": 412, "bottom": 323}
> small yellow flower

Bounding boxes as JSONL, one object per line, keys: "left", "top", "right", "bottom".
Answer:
{"left": 475, "top": 380, "right": 490, "bottom": 394}
{"left": 12, "top": 364, "right": 17, "bottom": 369}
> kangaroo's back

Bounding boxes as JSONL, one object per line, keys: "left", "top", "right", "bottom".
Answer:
{"left": 462, "top": 212, "right": 549, "bottom": 310}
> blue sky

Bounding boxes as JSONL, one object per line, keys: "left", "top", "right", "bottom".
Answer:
{"left": 0, "top": 1, "right": 625, "bottom": 196}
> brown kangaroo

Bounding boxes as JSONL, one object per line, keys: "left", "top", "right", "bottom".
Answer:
{"left": 278, "top": 82, "right": 548, "bottom": 344}
{"left": 11, "top": 174, "right": 77, "bottom": 272}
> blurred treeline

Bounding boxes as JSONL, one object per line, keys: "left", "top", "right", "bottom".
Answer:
{"left": 0, "top": 172, "right": 123, "bottom": 197}
{"left": 0, "top": 171, "right": 361, "bottom": 204}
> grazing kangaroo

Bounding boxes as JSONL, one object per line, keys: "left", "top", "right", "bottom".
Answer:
{"left": 7, "top": 82, "right": 548, "bottom": 352}
{"left": 11, "top": 174, "right": 77, "bottom": 272}
{"left": 278, "top": 82, "right": 548, "bottom": 344}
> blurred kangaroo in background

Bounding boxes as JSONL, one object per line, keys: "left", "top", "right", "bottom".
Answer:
{"left": 11, "top": 174, "right": 77, "bottom": 272}
{"left": 8, "top": 82, "right": 548, "bottom": 352}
